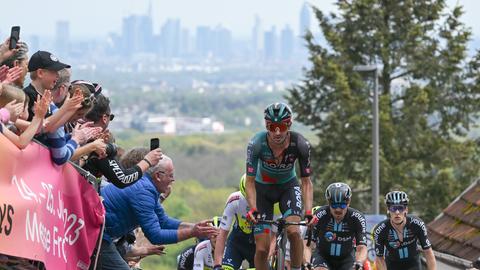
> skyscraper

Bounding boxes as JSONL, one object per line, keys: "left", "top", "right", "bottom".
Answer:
{"left": 55, "top": 21, "right": 70, "bottom": 56}
{"left": 280, "top": 25, "right": 294, "bottom": 61}
{"left": 213, "top": 25, "right": 232, "bottom": 59}
{"left": 299, "top": 2, "right": 311, "bottom": 36}
{"left": 196, "top": 26, "right": 212, "bottom": 57}
{"left": 121, "top": 3, "right": 154, "bottom": 56}
{"left": 251, "top": 14, "right": 262, "bottom": 58}
{"left": 159, "top": 19, "right": 181, "bottom": 58}
{"left": 264, "top": 26, "right": 277, "bottom": 61}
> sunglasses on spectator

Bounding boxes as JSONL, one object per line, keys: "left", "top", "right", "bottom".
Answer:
{"left": 330, "top": 202, "right": 348, "bottom": 209}
{"left": 81, "top": 93, "right": 95, "bottom": 107}
{"left": 106, "top": 113, "right": 114, "bottom": 121}
{"left": 388, "top": 205, "right": 406, "bottom": 213}
{"left": 266, "top": 122, "right": 289, "bottom": 132}
{"left": 70, "top": 80, "right": 102, "bottom": 97}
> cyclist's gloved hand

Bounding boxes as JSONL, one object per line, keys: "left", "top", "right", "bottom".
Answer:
{"left": 246, "top": 208, "right": 260, "bottom": 223}
{"left": 353, "top": 261, "right": 363, "bottom": 270}
{"left": 213, "top": 265, "right": 223, "bottom": 270}
{"left": 305, "top": 210, "right": 318, "bottom": 226}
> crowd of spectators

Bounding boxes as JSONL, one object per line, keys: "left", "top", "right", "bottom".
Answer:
{"left": 0, "top": 35, "right": 218, "bottom": 270}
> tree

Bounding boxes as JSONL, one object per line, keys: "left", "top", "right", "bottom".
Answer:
{"left": 287, "top": 0, "right": 480, "bottom": 220}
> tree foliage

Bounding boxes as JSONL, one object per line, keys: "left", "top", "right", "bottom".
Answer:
{"left": 287, "top": 0, "right": 480, "bottom": 220}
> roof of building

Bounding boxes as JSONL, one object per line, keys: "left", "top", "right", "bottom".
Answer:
{"left": 427, "top": 179, "right": 480, "bottom": 263}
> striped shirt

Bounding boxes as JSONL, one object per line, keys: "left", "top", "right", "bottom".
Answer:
{"left": 45, "top": 104, "right": 78, "bottom": 165}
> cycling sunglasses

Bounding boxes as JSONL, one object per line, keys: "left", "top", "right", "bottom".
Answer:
{"left": 388, "top": 205, "right": 406, "bottom": 213}
{"left": 330, "top": 202, "right": 348, "bottom": 209}
{"left": 266, "top": 122, "right": 289, "bottom": 132}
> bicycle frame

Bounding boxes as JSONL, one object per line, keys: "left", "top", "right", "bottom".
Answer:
{"left": 258, "top": 218, "right": 311, "bottom": 270}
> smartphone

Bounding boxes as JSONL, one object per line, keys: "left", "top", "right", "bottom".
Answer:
{"left": 150, "top": 138, "right": 160, "bottom": 151}
{"left": 9, "top": 26, "right": 20, "bottom": 50}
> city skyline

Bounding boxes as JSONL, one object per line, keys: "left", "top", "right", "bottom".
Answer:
{"left": 1, "top": 0, "right": 479, "bottom": 40}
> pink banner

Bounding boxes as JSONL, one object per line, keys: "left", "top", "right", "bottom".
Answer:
{"left": 0, "top": 135, "right": 105, "bottom": 270}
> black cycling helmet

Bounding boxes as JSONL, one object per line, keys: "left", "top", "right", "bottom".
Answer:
{"left": 264, "top": 102, "right": 292, "bottom": 123}
{"left": 385, "top": 191, "right": 409, "bottom": 206}
{"left": 325, "top": 182, "right": 352, "bottom": 204}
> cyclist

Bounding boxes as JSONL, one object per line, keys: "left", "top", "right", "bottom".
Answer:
{"left": 193, "top": 217, "right": 221, "bottom": 270}
{"left": 245, "top": 102, "right": 313, "bottom": 270}
{"left": 311, "top": 183, "right": 367, "bottom": 270}
{"left": 213, "top": 175, "right": 256, "bottom": 270}
{"left": 373, "top": 191, "right": 436, "bottom": 270}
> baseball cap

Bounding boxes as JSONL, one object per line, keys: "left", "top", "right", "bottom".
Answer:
{"left": 28, "top": 50, "right": 71, "bottom": 72}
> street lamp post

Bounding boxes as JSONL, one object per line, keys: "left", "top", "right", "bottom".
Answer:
{"left": 353, "top": 65, "right": 379, "bottom": 215}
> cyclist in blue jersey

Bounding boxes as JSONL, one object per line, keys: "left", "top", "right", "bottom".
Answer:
{"left": 373, "top": 191, "right": 436, "bottom": 270}
{"left": 245, "top": 102, "right": 314, "bottom": 270}
{"left": 311, "top": 183, "right": 367, "bottom": 270}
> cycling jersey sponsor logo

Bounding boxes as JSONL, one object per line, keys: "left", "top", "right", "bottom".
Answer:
{"left": 294, "top": 186, "right": 302, "bottom": 209}
{"left": 411, "top": 218, "right": 427, "bottom": 235}
{"left": 389, "top": 241, "right": 401, "bottom": 249}
{"left": 374, "top": 222, "right": 386, "bottom": 242}
{"left": 263, "top": 160, "right": 293, "bottom": 170}
{"left": 324, "top": 231, "right": 336, "bottom": 242}
{"left": 351, "top": 211, "right": 366, "bottom": 233}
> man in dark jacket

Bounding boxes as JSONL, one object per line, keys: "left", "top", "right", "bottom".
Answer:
{"left": 97, "top": 155, "right": 218, "bottom": 270}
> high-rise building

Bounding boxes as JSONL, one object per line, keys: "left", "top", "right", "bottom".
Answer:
{"left": 121, "top": 4, "right": 154, "bottom": 56}
{"left": 251, "top": 14, "right": 262, "bottom": 57}
{"left": 213, "top": 25, "right": 232, "bottom": 59}
{"left": 196, "top": 26, "right": 212, "bottom": 57}
{"left": 180, "top": 28, "right": 190, "bottom": 56}
{"left": 264, "top": 26, "right": 277, "bottom": 61}
{"left": 55, "top": 21, "right": 70, "bottom": 56}
{"left": 159, "top": 19, "right": 181, "bottom": 58}
{"left": 299, "top": 2, "right": 311, "bottom": 36}
{"left": 280, "top": 25, "right": 294, "bottom": 61}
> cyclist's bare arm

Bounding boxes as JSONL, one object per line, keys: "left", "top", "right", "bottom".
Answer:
{"left": 375, "top": 256, "right": 387, "bottom": 270}
{"left": 301, "top": 176, "right": 313, "bottom": 215}
{"left": 214, "top": 228, "right": 229, "bottom": 265}
{"left": 245, "top": 175, "right": 257, "bottom": 210}
{"left": 355, "top": 244, "right": 368, "bottom": 264}
{"left": 423, "top": 248, "right": 437, "bottom": 270}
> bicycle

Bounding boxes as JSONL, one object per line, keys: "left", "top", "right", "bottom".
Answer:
{"left": 257, "top": 218, "right": 313, "bottom": 270}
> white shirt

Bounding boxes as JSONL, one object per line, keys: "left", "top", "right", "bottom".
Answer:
{"left": 193, "top": 240, "right": 214, "bottom": 270}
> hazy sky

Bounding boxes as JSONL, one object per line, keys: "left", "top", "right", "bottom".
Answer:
{"left": 0, "top": 0, "right": 479, "bottom": 40}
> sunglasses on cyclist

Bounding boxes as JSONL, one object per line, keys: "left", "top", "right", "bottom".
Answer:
{"left": 388, "top": 205, "right": 406, "bottom": 213}
{"left": 266, "top": 122, "right": 289, "bottom": 132}
{"left": 330, "top": 202, "right": 348, "bottom": 209}
{"left": 106, "top": 113, "right": 114, "bottom": 121}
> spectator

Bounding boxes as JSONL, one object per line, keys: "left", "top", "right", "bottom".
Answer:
{"left": 24, "top": 50, "right": 70, "bottom": 121}
{"left": 0, "top": 41, "right": 29, "bottom": 88}
{"left": 0, "top": 83, "right": 28, "bottom": 125}
{"left": 98, "top": 153, "right": 217, "bottom": 270}
{"left": 51, "top": 68, "right": 71, "bottom": 107}
{"left": 45, "top": 83, "right": 101, "bottom": 165}
{"left": 0, "top": 83, "right": 51, "bottom": 149}
{"left": 81, "top": 95, "right": 161, "bottom": 188}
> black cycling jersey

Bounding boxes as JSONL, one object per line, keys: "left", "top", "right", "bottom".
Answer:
{"left": 177, "top": 245, "right": 196, "bottom": 270}
{"left": 373, "top": 216, "right": 431, "bottom": 264}
{"left": 312, "top": 206, "right": 367, "bottom": 258}
{"left": 83, "top": 156, "right": 143, "bottom": 188}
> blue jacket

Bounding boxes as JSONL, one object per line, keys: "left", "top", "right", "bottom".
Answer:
{"left": 101, "top": 173, "right": 181, "bottom": 244}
